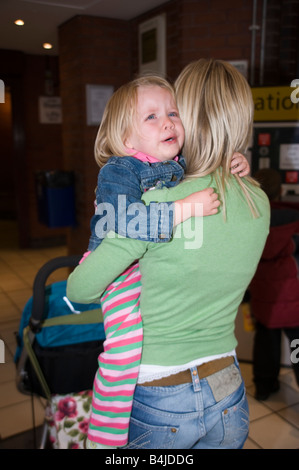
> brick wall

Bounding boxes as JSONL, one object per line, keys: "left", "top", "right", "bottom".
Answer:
{"left": 60, "top": 0, "right": 258, "bottom": 256}
{"left": 177, "top": 0, "right": 254, "bottom": 71}
{"left": 23, "top": 54, "right": 67, "bottom": 246}
{"left": 130, "top": 0, "right": 255, "bottom": 82}
{"left": 0, "top": 50, "right": 66, "bottom": 247}
{"left": 264, "top": 0, "right": 299, "bottom": 85}
{"left": 3, "top": 0, "right": 297, "bottom": 250}
{"left": 131, "top": 0, "right": 299, "bottom": 85}
{"left": 59, "top": 0, "right": 299, "bottom": 256}
{"left": 59, "top": 16, "right": 131, "bottom": 254}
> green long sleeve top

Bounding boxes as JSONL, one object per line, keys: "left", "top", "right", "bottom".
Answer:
{"left": 67, "top": 173, "right": 270, "bottom": 367}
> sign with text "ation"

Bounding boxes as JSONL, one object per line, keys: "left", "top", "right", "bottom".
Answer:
{"left": 252, "top": 86, "right": 299, "bottom": 122}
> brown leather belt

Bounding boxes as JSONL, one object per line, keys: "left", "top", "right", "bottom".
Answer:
{"left": 141, "top": 356, "right": 235, "bottom": 387}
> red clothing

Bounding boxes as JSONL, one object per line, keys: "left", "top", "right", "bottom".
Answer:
{"left": 250, "top": 201, "right": 299, "bottom": 328}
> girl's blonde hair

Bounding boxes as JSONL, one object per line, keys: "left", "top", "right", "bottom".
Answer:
{"left": 94, "top": 75, "right": 176, "bottom": 168}
{"left": 174, "top": 58, "right": 260, "bottom": 217}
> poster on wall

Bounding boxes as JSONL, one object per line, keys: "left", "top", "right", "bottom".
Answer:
{"left": 228, "top": 60, "right": 248, "bottom": 79}
{"left": 139, "top": 14, "right": 166, "bottom": 76}
{"left": 39, "top": 96, "right": 62, "bottom": 124}
{"left": 86, "top": 84, "right": 114, "bottom": 126}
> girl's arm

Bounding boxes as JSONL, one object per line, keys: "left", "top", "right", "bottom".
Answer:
{"left": 91, "top": 160, "right": 220, "bottom": 245}
{"left": 94, "top": 161, "right": 175, "bottom": 243}
{"left": 173, "top": 152, "right": 250, "bottom": 226}
{"left": 174, "top": 187, "right": 220, "bottom": 226}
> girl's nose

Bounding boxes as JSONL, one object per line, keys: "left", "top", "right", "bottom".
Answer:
{"left": 164, "top": 117, "right": 174, "bottom": 129}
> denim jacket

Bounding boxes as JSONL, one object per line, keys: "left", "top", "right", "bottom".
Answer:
{"left": 88, "top": 155, "right": 186, "bottom": 250}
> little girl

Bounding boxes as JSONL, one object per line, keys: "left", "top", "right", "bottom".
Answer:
{"left": 76, "top": 76, "right": 249, "bottom": 449}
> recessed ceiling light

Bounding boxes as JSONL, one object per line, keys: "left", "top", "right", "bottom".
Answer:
{"left": 14, "top": 19, "right": 25, "bottom": 26}
{"left": 43, "top": 43, "right": 53, "bottom": 50}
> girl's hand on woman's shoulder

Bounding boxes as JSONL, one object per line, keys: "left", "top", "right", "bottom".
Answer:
{"left": 230, "top": 152, "right": 250, "bottom": 177}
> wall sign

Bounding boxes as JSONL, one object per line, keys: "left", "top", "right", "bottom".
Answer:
{"left": 39, "top": 96, "right": 62, "bottom": 124}
{"left": 252, "top": 86, "right": 299, "bottom": 122}
{"left": 228, "top": 60, "right": 248, "bottom": 79}
{"left": 280, "top": 143, "right": 299, "bottom": 170}
{"left": 139, "top": 14, "right": 166, "bottom": 76}
{"left": 86, "top": 84, "right": 114, "bottom": 126}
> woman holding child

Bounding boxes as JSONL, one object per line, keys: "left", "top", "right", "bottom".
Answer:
{"left": 67, "top": 59, "right": 270, "bottom": 449}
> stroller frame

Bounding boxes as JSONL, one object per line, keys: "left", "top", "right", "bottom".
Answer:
{"left": 16, "top": 255, "right": 103, "bottom": 448}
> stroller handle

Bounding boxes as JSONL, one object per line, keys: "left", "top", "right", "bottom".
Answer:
{"left": 30, "top": 255, "right": 81, "bottom": 333}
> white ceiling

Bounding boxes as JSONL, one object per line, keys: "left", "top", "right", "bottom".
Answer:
{"left": 0, "top": 0, "right": 168, "bottom": 56}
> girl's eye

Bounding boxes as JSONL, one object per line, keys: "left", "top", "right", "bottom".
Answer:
{"left": 169, "top": 111, "right": 178, "bottom": 117}
{"left": 146, "top": 114, "right": 155, "bottom": 120}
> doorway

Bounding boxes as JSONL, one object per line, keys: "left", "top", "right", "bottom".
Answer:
{"left": 0, "top": 86, "right": 19, "bottom": 248}
{"left": 0, "top": 76, "right": 29, "bottom": 248}
{"left": 0, "top": 87, "right": 16, "bottom": 218}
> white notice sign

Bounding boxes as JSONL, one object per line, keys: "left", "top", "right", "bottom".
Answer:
{"left": 279, "top": 144, "right": 299, "bottom": 170}
{"left": 39, "top": 96, "right": 62, "bottom": 124}
{"left": 86, "top": 85, "right": 114, "bottom": 126}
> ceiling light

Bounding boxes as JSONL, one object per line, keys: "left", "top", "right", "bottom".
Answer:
{"left": 43, "top": 43, "right": 53, "bottom": 50}
{"left": 14, "top": 19, "right": 25, "bottom": 26}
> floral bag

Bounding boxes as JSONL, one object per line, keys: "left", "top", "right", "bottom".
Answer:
{"left": 45, "top": 390, "right": 92, "bottom": 449}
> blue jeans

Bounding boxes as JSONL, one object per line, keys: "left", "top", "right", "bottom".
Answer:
{"left": 125, "top": 360, "right": 249, "bottom": 449}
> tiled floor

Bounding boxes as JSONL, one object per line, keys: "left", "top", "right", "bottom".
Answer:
{"left": 0, "top": 219, "right": 69, "bottom": 445}
{"left": 0, "top": 219, "right": 299, "bottom": 449}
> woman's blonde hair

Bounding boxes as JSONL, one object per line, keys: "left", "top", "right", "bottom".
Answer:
{"left": 174, "top": 58, "right": 260, "bottom": 217}
{"left": 94, "top": 75, "right": 176, "bottom": 168}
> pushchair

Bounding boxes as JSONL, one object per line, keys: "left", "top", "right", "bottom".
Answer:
{"left": 15, "top": 255, "right": 105, "bottom": 449}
